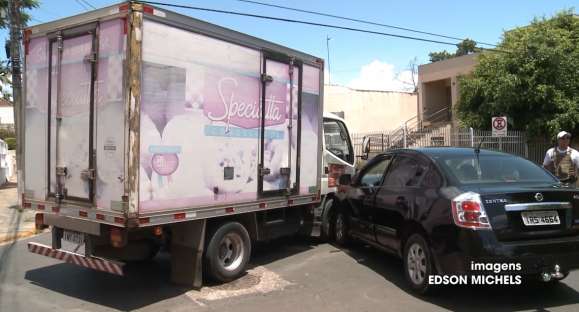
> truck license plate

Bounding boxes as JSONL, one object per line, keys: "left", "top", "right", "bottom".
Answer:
{"left": 521, "top": 211, "right": 560, "bottom": 226}
{"left": 63, "top": 230, "right": 85, "bottom": 245}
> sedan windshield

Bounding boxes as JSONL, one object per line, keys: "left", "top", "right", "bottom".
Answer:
{"left": 434, "top": 153, "right": 556, "bottom": 184}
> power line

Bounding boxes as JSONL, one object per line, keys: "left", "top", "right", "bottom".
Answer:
{"left": 235, "top": 0, "right": 498, "bottom": 48}
{"left": 79, "top": 0, "right": 97, "bottom": 10}
{"left": 137, "top": 1, "right": 500, "bottom": 50}
{"left": 74, "top": 0, "right": 90, "bottom": 11}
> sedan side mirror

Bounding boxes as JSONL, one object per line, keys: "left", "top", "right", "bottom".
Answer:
{"left": 339, "top": 174, "right": 352, "bottom": 186}
{"left": 361, "top": 136, "right": 370, "bottom": 160}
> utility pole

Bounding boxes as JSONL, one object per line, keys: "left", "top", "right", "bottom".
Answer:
{"left": 8, "top": 0, "right": 23, "bottom": 205}
{"left": 326, "top": 35, "right": 331, "bottom": 85}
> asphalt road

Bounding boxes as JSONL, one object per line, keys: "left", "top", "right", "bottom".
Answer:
{"left": 2, "top": 233, "right": 579, "bottom": 312}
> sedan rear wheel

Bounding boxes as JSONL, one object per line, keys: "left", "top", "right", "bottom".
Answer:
{"left": 403, "top": 233, "right": 433, "bottom": 294}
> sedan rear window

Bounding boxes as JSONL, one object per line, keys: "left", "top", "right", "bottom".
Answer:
{"left": 434, "top": 154, "right": 556, "bottom": 184}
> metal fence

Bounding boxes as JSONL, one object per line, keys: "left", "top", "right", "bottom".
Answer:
{"left": 352, "top": 126, "right": 552, "bottom": 166}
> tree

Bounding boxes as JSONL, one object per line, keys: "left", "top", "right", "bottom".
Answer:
{"left": 0, "top": 0, "right": 40, "bottom": 100}
{"left": 456, "top": 38, "right": 477, "bottom": 56}
{"left": 397, "top": 56, "right": 419, "bottom": 92}
{"left": 429, "top": 38, "right": 478, "bottom": 63}
{"left": 428, "top": 50, "right": 453, "bottom": 63}
{"left": 456, "top": 11, "right": 579, "bottom": 138}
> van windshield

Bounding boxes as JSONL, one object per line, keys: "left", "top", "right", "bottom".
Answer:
{"left": 434, "top": 154, "right": 556, "bottom": 184}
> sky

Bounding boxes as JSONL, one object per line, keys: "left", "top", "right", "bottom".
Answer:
{"left": 1, "top": 0, "right": 576, "bottom": 92}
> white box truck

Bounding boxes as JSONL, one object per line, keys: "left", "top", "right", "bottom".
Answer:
{"left": 22, "top": 2, "right": 354, "bottom": 287}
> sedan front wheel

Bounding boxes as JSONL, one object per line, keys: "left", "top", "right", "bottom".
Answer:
{"left": 334, "top": 211, "right": 349, "bottom": 246}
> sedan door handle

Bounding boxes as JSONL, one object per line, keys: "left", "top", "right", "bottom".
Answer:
{"left": 396, "top": 196, "right": 408, "bottom": 206}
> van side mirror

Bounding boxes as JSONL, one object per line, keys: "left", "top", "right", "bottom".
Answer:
{"left": 338, "top": 174, "right": 352, "bottom": 186}
{"left": 361, "top": 136, "right": 370, "bottom": 160}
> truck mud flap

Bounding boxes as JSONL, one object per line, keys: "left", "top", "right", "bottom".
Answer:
{"left": 27, "top": 242, "right": 124, "bottom": 276}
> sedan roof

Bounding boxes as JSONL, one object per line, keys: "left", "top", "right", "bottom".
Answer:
{"left": 409, "top": 147, "right": 515, "bottom": 156}
{"left": 384, "top": 147, "right": 515, "bottom": 158}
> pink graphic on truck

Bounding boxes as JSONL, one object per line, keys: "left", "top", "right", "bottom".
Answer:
{"left": 203, "top": 72, "right": 286, "bottom": 131}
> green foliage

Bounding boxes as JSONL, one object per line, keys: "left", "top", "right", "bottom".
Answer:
{"left": 429, "top": 38, "right": 478, "bottom": 62}
{"left": 0, "top": 0, "right": 40, "bottom": 99}
{"left": 0, "top": 127, "right": 15, "bottom": 139}
{"left": 429, "top": 50, "right": 454, "bottom": 62}
{"left": 456, "top": 39, "right": 477, "bottom": 56}
{"left": 457, "top": 11, "right": 579, "bottom": 139}
{"left": 0, "top": 0, "right": 40, "bottom": 28}
{"left": 4, "top": 137, "right": 15, "bottom": 150}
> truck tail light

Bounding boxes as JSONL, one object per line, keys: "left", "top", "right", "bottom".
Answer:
{"left": 451, "top": 192, "right": 491, "bottom": 230}
{"left": 110, "top": 227, "right": 126, "bottom": 248}
{"left": 328, "top": 164, "right": 345, "bottom": 187}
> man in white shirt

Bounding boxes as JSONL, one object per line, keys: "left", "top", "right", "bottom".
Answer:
{"left": 543, "top": 131, "right": 579, "bottom": 184}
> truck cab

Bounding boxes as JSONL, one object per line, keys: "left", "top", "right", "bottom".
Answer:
{"left": 319, "top": 112, "right": 355, "bottom": 237}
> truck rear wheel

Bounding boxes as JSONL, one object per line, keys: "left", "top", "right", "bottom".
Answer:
{"left": 204, "top": 221, "right": 251, "bottom": 282}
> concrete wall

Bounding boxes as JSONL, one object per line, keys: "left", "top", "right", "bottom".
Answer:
{"left": 323, "top": 85, "right": 417, "bottom": 134}
{"left": 0, "top": 107, "right": 14, "bottom": 125}
{"left": 417, "top": 53, "right": 478, "bottom": 124}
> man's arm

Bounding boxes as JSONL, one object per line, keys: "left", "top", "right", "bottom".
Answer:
{"left": 543, "top": 149, "right": 555, "bottom": 173}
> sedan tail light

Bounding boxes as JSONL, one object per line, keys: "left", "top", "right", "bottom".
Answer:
{"left": 451, "top": 192, "right": 491, "bottom": 230}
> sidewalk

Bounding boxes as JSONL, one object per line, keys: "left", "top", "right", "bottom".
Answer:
{"left": 0, "top": 182, "right": 38, "bottom": 245}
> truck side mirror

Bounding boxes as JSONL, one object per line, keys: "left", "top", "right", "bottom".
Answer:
{"left": 338, "top": 174, "right": 352, "bottom": 186}
{"left": 361, "top": 136, "right": 370, "bottom": 160}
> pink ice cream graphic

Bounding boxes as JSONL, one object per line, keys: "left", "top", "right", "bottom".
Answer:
{"left": 149, "top": 145, "right": 181, "bottom": 186}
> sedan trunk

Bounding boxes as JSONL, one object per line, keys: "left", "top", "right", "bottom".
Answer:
{"left": 477, "top": 185, "right": 579, "bottom": 241}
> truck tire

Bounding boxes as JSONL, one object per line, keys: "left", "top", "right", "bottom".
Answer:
{"left": 204, "top": 222, "right": 251, "bottom": 283}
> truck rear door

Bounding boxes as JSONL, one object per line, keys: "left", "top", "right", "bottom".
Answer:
{"left": 49, "top": 25, "right": 97, "bottom": 202}
{"left": 259, "top": 55, "right": 301, "bottom": 196}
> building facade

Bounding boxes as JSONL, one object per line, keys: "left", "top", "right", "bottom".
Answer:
{"left": 417, "top": 53, "right": 478, "bottom": 128}
{"left": 324, "top": 85, "right": 417, "bottom": 134}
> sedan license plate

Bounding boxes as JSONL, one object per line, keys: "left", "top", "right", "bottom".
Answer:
{"left": 521, "top": 211, "right": 560, "bottom": 226}
{"left": 63, "top": 230, "right": 85, "bottom": 245}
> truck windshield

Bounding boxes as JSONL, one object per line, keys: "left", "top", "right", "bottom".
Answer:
{"left": 323, "top": 119, "right": 354, "bottom": 165}
{"left": 435, "top": 154, "right": 556, "bottom": 184}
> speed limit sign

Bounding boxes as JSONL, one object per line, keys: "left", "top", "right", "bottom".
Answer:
{"left": 492, "top": 116, "right": 507, "bottom": 137}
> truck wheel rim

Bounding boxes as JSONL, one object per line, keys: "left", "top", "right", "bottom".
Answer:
{"left": 335, "top": 214, "right": 344, "bottom": 241}
{"left": 218, "top": 232, "right": 244, "bottom": 271}
{"left": 407, "top": 243, "right": 427, "bottom": 285}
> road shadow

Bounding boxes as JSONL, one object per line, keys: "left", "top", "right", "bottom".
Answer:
{"left": 335, "top": 242, "right": 579, "bottom": 311}
{"left": 24, "top": 236, "right": 317, "bottom": 310}
{"left": 250, "top": 235, "right": 318, "bottom": 267}
{"left": 25, "top": 253, "right": 188, "bottom": 311}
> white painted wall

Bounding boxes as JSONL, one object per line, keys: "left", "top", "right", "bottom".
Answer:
{"left": 0, "top": 107, "right": 14, "bottom": 124}
{"left": 324, "top": 85, "right": 418, "bottom": 134}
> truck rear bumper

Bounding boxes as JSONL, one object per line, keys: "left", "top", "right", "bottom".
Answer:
{"left": 27, "top": 242, "right": 124, "bottom": 276}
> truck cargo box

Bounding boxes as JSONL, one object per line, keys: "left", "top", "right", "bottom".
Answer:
{"left": 22, "top": 2, "right": 323, "bottom": 228}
